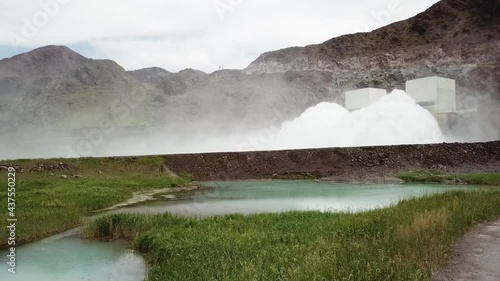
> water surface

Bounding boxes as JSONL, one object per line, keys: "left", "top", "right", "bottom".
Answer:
{"left": 0, "top": 229, "right": 147, "bottom": 281}
{"left": 111, "top": 180, "right": 476, "bottom": 217}
{"left": 0, "top": 180, "right": 479, "bottom": 280}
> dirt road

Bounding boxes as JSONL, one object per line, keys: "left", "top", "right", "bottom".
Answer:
{"left": 433, "top": 219, "right": 500, "bottom": 281}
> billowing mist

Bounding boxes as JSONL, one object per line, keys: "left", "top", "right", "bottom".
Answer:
{"left": 0, "top": 90, "right": 449, "bottom": 160}
{"left": 265, "top": 90, "right": 443, "bottom": 150}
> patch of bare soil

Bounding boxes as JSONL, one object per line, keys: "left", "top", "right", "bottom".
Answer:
{"left": 95, "top": 185, "right": 202, "bottom": 212}
{"left": 432, "top": 218, "right": 500, "bottom": 281}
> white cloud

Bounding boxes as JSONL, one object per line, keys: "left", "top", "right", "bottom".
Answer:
{"left": 0, "top": 0, "right": 439, "bottom": 72}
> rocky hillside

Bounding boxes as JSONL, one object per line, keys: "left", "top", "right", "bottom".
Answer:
{"left": 0, "top": 46, "right": 156, "bottom": 133}
{"left": 245, "top": 0, "right": 500, "bottom": 141}
{"left": 0, "top": 0, "right": 498, "bottom": 141}
{"left": 128, "top": 67, "right": 208, "bottom": 97}
{"left": 247, "top": 0, "right": 500, "bottom": 104}
{"left": 0, "top": 47, "right": 333, "bottom": 136}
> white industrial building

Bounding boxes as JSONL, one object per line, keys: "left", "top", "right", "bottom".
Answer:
{"left": 344, "top": 76, "right": 458, "bottom": 131}
{"left": 406, "top": 76, "right": 457, "bottom": 131}
{"left": 405, "top": 76, "right": 456, "bottom": 114}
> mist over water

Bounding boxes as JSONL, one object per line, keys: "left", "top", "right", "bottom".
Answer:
{"left": 0, "top": 90, "right": 446, "bottom": 160}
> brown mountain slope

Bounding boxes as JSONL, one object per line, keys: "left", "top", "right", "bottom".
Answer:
{"left": 0, "top": 46, "right": 334, "bottom": 135}
{"left": 128, "top": 67, "right": 208, "bottom": 97}
{"left": 0, "top": 0, "right": 498, "bottom": 144}
{"left": 0, "top": 46, "right": 155, "bottom": 132}
{"left": 246, "top": 0, "right": 500, "bottom": 102}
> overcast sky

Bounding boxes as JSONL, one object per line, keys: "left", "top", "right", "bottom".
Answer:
{"left": 0, "top": 0, "right": 439, "bottom": 73}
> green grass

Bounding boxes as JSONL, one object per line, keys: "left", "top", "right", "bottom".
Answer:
{"left": 0, "top": 156, "right": 191, "bottom": 248}
{"left": 2, "top": 156, "right": 499, "bottom": 279}
{"left": 397, "top": 171, "right": 500, "bottom": 186}
{"left": 82, "top": 189, "right": 500, "bottom": 281}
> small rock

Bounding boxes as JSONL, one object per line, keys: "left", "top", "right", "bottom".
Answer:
{"left": 50, "top": 173, "right": 55, "bottom": 176}
{"left": 60, "top": 175, "right": 68, "bottom": 179}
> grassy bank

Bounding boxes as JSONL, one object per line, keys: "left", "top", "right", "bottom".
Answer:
{"left": 83, "top": 189, "right": 500, "bottom": 281}
{"left": 0, "top": 157, "right": 191, "bottom": 248}
{"left": 397, "top": 171, "right": 500, "bottom": 186}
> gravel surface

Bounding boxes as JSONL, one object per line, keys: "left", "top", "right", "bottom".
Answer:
{"left": 164, "top": 141, "right": 500, "bottom": 182}
{"left": 433, "top": 219, "right": 500, "bottom": 281}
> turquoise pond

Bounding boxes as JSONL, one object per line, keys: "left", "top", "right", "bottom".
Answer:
{"left": 1, "top": 180, "right": 480, "bottom": 281}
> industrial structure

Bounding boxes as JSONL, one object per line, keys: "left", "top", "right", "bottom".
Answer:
{"left": 344, "top": 88, "right": 387, "bottom": 111}
{"left": 344, "top": 76, "right": 458, "bottom": 131}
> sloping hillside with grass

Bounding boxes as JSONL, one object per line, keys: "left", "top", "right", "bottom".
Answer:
{"left": 0, "top": 156, "right": 191, "bottom": 248}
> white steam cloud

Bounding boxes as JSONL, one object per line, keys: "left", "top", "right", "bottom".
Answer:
{"left": 265, "top": 90, "right": 444, "bottom": 150}
{"left": 0, "top": 90, "right": 444, "bottom": 160}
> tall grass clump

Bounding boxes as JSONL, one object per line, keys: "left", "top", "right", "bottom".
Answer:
{"left": 398, "top": 171, "right": 500, "bottom": 186}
